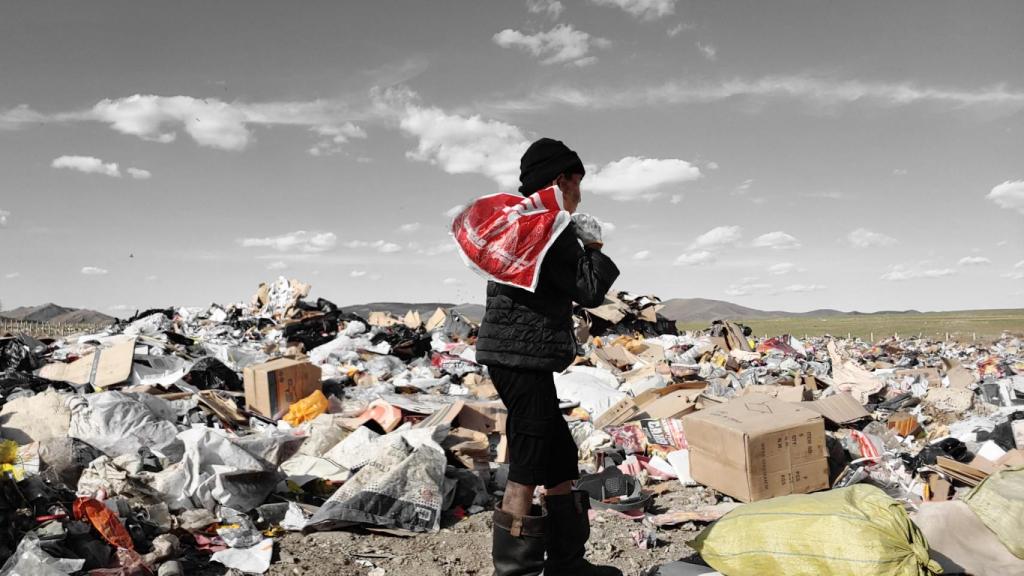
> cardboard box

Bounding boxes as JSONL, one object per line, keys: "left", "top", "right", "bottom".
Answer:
{"left": 593, "top": 396, "right": 642, "bottom": 429}
{"left": 39, "top": 336, "right": 137, "bottom": 389}
{"left": 739, "top": 384, "right": 808, "bottom": 403}
{"left": 682, "top": 394, "right": 829, "bottom": 502}
{"left": 243, "top": 358, "right": 322, "bottom": 418}
{"left": 803, "top": 392, "right": 869, "bottom": 425}
{"left": 639, "top": 389, "right": 702, "bottom": 420}
{"left": 459, "top": 402, "right": 507, "bottom": 434}
{"left": 895, "top": 367, "right": 942, "bottom": 387}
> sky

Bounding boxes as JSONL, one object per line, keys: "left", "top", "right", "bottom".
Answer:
{"left": 0, "top": 0, "right": 1022, "bottom": 315}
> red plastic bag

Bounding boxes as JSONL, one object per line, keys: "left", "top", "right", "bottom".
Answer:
{"left": 451, "top": 186, "right": 571, "bottom": 291}
{"left": 74, "top": 497, "right": 134, "bottom": 550}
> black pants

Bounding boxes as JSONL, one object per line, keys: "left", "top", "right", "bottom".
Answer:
{"left": 489, "top": 365, "right": 580, "bottom": 488}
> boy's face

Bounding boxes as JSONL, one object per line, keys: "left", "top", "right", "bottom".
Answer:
{"left": 556, "top": 173, "right": 584, "bottom": 214}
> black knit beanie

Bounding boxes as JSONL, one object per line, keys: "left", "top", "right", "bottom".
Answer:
{"left": 518, "top": 137, "right": 585, "bottom": 196}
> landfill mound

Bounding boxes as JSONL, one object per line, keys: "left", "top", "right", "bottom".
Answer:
{"left": 1, "top": 276, "right": 1022, "bottom": 575}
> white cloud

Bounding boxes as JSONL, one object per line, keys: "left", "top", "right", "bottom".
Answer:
{"left": 570, "top": 56, "right": 599, "bottom": 68}
{"left": 52, "top": 155, "right": 152, "bottom": 179}
{"left": 52, "top": 155, "right": 121, "bottom": 177}
{"left": 691, "top": 225, "right": 742, "bottom": 250}
{"left": 880, "top": 265, "right": 956, "bottom": 281}
{"left": 590, "top": 0, "right": 675, "bottom": 20}
{"left": 632, "top": 250, "right": 651, "bottom": 260}
{"left": 493, "top": 24, "right": 609, "bottom": 66}
{"left": 444, "top": 204, "right": 466, "bottom": 219}
{"left": 526, "top": 0, "right": 564, "bottom": 19}
{"left": 399, "top": 105, "right": 528, "bottom": 188}
{"left": 4, "top": 272, "right": 20, "bottom": 279}
{"left": 81, "top": 266, "right": 109, "bottom": 276}
{"left": 958, "top": 256, "right": 992, "bottom": 266}
{"left": 0, "top": 104, "right": 48, "bottom": 129}
{"left": 780, "top": 283, "right": 826, "bottom": 293}
{"left": 399, "top": 222, "right": 422, "bottom": 234}
{"left": 442, "top": 277, "right": 462, "bottom": 285}
{"left": 239, "top": 231, "right": 337, "bottom": 253}
{"left": 2, "top": 94, "right": 364, "bottom": 152}
{"left": 266, "top": 260, "right": 288, "bottom": 270}
{"left": 1003, "top": 261, "right": 1024, "bottom": 280}
{"left": 0, "top": 209, "right": 9, "bottom": 226}
{"left": 145, "top": 275, "right": 158, "bottom": 281}
{"left": 486, "top": 75, "right": 1024, "bottom": 113}
{"left": 847, "top": 228, "right": 897, "bottom": 248}
{"left": 801, "top": 190, "right": 844, "bottom": 200}
{"left": 768, "top": 262, "right": 798, "bottom": 275}
{"left": 706, "top": 161, "right": 719, "bottom": 170}
{"left": 725, "top": 281, "right": 771, "bottom": 296}
{"left": 696, "top": 41, "right": 717, "bottom": 61}
{"left": 732, "top": 179, "right": 753, "bottom": 196}
{"left": 752, "top": 231, "right": 801, "bottom": 250}
{"left": 893, "top": 168, "right": 909, "bottom": 176}
{"left": 416, "top": 241, "right": 457, "bottom": 256}
{"left": 89, "top": 95, "right": 252, "bottom": 149}
{"left": 669, "top": 194, "right": 683, "bottom": 205}
{"left": 350, "top": 270, "right": 367, "bottom": 278}
{"left": 674, "top": 250, "right": 714, "bottom": 266}
{"left": 586, "top": 157, "right": 701, "bottom": 200}
{"left": 309, "top": 122, "right": 367, "bottom": 156}
{"left": 345, "top": 239, "right": 403, "bottom": 253}
{"left": 987, "top": 180, "right": 1024, "bottom": 215}
{"left": 666, "top": 23, "right": 690, "bottom": 37}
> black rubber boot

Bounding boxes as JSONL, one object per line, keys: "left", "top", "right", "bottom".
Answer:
{"left": 492, "top": 502, "right": 547, "bottom": 576}
{"left": 544, "top": 490, "right": 623, "bottom": 576}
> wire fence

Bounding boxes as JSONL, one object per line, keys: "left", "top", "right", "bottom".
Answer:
{"left": 0, "top": 319, "right": 109, "bottom": 338}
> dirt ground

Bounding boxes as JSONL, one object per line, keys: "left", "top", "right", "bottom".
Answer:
{"left": 196, "top": 485, "right": 714, "bottom": 576}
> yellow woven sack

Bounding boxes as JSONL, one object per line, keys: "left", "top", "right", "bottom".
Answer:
{"left": 693, "top": 484, "right": 941, "bottom": 576}
{"left": 964, "top": 465, "right": 1024, "bottom": 559}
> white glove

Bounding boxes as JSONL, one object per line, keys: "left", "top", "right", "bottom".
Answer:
{"left": 572, "top": 213, "right": 603, "bottom": 245}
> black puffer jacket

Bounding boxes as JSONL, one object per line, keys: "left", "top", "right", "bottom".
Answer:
{"left": 476, "top": 224, "right": 619, "bottom": 371}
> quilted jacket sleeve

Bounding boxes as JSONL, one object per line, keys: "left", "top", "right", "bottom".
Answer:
{"left": 545, "top": 225, "right": 620, "bottom": 308}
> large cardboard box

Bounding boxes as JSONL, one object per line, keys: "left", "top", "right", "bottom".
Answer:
{"left": 682, "top": 394, "right": 828, "bottom": 502}
{"left": 243, "top": 358, "right": 322, "bottom": 418}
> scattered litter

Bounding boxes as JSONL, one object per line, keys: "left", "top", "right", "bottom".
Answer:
{"left": 0, "top": 276, "right": 1021, "bottom": 573}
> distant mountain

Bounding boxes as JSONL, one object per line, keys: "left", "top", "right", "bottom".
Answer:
{"left": 658, "top": 298, "right": 850, "bottom": 322}
{"left": 658, "top": 298, "right": 777, "bottom": 322}
{"left": 451, "top": 303, "right": 484, "bottom": 324}
{"left": 338, "top": 298, "right": 856, "bottom": 325}
{"left": 0, "top": 303, "right": 115, "bottom": 325}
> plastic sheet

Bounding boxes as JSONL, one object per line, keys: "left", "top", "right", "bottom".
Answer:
{"left": 0, "top": 535, "right": 85, "bottom": 576}
{"left": 149, "top": 427, "right": 285, "bottom": 512}
{"left": 67, "top": 392, "right": 184, "bottom": 462}
{"left": 306, "top": 425, "right": 447, "bottom": 533}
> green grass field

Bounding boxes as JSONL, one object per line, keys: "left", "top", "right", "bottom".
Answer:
{"left": 677, "top": 309, "right": 1024, "bottom": 343}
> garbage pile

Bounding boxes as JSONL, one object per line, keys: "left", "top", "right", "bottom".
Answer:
{"left": 0, "top": 276, "right": 1022, "bottom": 575}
